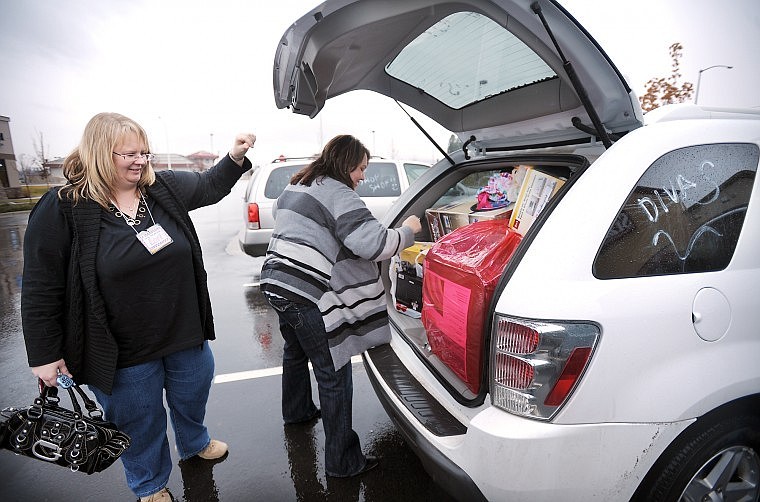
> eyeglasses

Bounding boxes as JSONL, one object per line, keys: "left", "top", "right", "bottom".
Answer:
{"left": 113, "top": 152, "right": 155, "bottom": 162}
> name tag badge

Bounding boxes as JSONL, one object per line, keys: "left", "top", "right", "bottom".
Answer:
{"left": 136, "top": 224, "right": 173, "bottom": 255}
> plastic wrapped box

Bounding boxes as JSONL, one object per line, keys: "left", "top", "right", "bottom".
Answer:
{"left": 422, "top": 219, "right": 522, "bottom": 393}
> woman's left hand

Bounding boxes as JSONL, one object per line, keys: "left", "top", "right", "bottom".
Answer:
{"left": 32, "top": 359, "right": 71, "bottom": 387}
{"left": 229, "top": 133, "right": 257, "bottom": 165}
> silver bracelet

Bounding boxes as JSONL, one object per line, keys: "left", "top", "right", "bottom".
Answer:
{"left": 229, "top": 152, "right": 244, "bottom": 163}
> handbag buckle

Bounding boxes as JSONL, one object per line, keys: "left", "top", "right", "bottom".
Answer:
{"left": 27, "top": 405, "right": 44, "bottom": 420}
{"left": 32, "top": 439, "right": 62, "bottom": 461}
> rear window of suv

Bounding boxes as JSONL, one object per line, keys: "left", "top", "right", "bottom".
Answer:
{"left": 356, "top": 161, "right": 402, "bottom": 197}
{"left": 264, "top": 164, "right": 304, "bottom": 199}
{"left": 595, "top": 143, "right": 759, "bottom": 278}
{"left": 385, "top": 11, "right": 556, "bottom": 109}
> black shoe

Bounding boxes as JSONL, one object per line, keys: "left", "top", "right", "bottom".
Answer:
{"left": 325, "top": 455, "right": 380, "bottom": 478}
{"left": 284, "top": 408, "right": 321, "bottom": 425}
{"left": 357, "top": 455, "right": 379, "bottom": 475}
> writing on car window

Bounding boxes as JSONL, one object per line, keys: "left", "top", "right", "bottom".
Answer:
{"left": 264, "top": 165, "right": 303, "bottom": 199}
{"left": 356, "top": 162, "right": 401, "bottom": 197}
{"left": 594, "top": 143, "right": 759, "bottom": 278}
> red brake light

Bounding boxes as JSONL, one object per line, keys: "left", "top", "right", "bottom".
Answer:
{"left": 491, "top": 316, "right": 599, "bottom": 420}
{"left": 247, "top": 203, "right": 260, "bottom": 228}
{"left": 494, "top": 353, "right": 534, "bottom": 390}
{"left": 496, "top": 320, "right": 539, "bottom": 354}
{"left": 544, "top": 347, "right": 592, "bottom": 406}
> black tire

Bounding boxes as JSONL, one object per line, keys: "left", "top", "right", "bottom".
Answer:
{"left": 633, "top": 411, "right": 760, "bottom": 502}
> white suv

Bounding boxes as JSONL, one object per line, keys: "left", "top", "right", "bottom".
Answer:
{"left": 274, "top": 1, "right": 760, "bottom": 501}
{"left": 238, "top": 156, "right": 429, "bottom": 256}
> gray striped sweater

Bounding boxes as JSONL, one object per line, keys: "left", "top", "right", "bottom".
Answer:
{"left": 260, "top": 176, "right": 414, "bottom": 370}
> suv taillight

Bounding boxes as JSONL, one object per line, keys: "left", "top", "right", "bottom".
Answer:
{"left": 490, "top": 315, "right": 599, "bottom": 420}
{"left": 247, "top": 203, "right": 260, "bottom": 229}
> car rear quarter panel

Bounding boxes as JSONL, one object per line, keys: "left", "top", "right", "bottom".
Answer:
{"left": 465, "top": 407, "right": 688, "bottom": 501}
{"left": 494, "top": 118, "right": 760, "bottom": 424}
{"left": 378, "top": 329, "right": 688, "bottom": 502}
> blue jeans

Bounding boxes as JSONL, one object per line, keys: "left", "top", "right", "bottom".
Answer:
{"left": 267, "top": 295, "right": 368, "bottom": 477}
{"left": 89, "top": 342, "right": 215, "bottom": 498}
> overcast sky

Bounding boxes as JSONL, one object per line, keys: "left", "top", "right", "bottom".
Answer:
{"left": 2, "top": 0, "right": 758, "bottom": 167}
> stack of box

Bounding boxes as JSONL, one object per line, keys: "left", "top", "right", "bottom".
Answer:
{"left": 425, "top": 200, "right": 513, "bottom": 241}
{"left": 508, "top": 167, "right": 566, "bottom": 236}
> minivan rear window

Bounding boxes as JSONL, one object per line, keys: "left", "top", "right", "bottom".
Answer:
{"left": 594, "top": 143, "right": 759, "bottom": 278}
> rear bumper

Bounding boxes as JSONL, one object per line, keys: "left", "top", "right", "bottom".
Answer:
{"left": 238, "top": 227, "right": 272, "bottom": 257}
{"left": 363, "top": 345, "right": 486, "bottom": 502}
{"left": 363, "top": 341, "right": 692, "bottom": 501}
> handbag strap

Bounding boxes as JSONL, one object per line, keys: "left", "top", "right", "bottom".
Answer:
{"left": 36, "top": 378, "right": 105, "bottom": 420}
{"left": 71, "top": 385, "right": 104, "bottom": 419}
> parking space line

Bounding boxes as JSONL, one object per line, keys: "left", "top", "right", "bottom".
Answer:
{"left": 213, "top": 355, "right": 363, "bottom": 384}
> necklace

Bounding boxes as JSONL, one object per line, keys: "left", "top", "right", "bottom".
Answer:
{"left": 123, "top": 195, "right": 138, "bottom": 213}
{"left": 110, "top": 191, "right": 147, "bottom": 226}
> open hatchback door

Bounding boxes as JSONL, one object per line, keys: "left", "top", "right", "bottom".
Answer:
{"left": 273, "top": 0, "right": 644, "bottom": 151}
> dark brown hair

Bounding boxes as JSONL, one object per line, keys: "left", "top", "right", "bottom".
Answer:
{"left": 291, "top": 134, "right": 369, "bottom": 189}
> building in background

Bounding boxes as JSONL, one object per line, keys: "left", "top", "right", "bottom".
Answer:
{"left": 150, "top": 151, "right": 219, "bottom": 172}
{"left": 151, "top": 153, "right": 194, "bottom": 171}
{"left": 0, "top": 116, "right": 22, "bottom": 198}
{"left": 42, "top": 157, "right": 66, "bottom": 184}
{"left": 187, "top": 151, "right": 218, "bottom": 171}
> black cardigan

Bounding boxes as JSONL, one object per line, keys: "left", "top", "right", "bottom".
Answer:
{"left": 21, "top": 156, "right": 249, "bottom": 393}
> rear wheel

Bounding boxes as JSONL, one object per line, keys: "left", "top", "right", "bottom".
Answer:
{"left": 634, "top": 412, "right": 760, "bottom": 502}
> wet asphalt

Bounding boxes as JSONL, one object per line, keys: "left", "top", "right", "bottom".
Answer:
{"left": 0, "top": 182, "right": 456, "bottom": 501}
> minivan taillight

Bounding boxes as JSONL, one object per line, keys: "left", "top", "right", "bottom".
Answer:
{"left": 247, "top": 203, "right": 261, "bottom": 229}
{"left": 490, "top": 316, "right": 599, "bottom": 420}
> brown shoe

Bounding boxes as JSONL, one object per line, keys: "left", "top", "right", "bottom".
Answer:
{"left": 197, "top": 439, "right": 228, "bottom": 460}
{"left": 139, "top": 487, "right": 174, "bottom": 502}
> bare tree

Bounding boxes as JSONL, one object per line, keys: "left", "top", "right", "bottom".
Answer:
{"left": 18, "top": 154, "right": 35, "bottom": 198}
{"left": 639, "top": 43, "right": 694, "bottom": 113}
{"left": 32, "top": 131, "right": 51, "bottom": 187}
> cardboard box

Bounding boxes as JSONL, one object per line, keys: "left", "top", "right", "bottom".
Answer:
{"left": 425, "top": 201, "right": 474, "bottom": 240}
{"left": 399, "top": 242, "right": 433, "bottom": 266}
{"left": 468, "top": 204, "right": 514, "bottom": 224}
{"left": 509, "top": 168, "right": 566, "bottom": 235}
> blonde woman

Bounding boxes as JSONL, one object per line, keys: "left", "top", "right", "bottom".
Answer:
{"left": 22, "top": 112, "right": 255, "bottom": 502}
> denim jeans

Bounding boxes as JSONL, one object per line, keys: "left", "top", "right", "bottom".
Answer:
{"left": 89, "top": 341, "right": 215, "bottom": 498}
{"left": 267, "top": 295, "right": 368, "bottom": 477}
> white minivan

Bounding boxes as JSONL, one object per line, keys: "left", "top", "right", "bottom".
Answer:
{"left": 274, "top": 1, "right": 760, "bottom": 501}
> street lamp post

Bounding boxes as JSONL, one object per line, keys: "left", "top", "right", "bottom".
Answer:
{"left": 694, "top": 65, "right": 733, "bottom": 105}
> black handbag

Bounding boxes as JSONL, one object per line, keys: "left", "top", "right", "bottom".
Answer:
{"left": 0, "top": 380, "right": 131, "bottom": 474}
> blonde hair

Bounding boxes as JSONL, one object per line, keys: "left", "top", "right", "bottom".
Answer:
{"left": 61, "top": 112, "right": 156, "bottom": 207}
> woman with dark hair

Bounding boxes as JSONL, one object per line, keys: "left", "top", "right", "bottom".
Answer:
{"left": 260, "top": 134, "right": 421, "bottom": 477}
